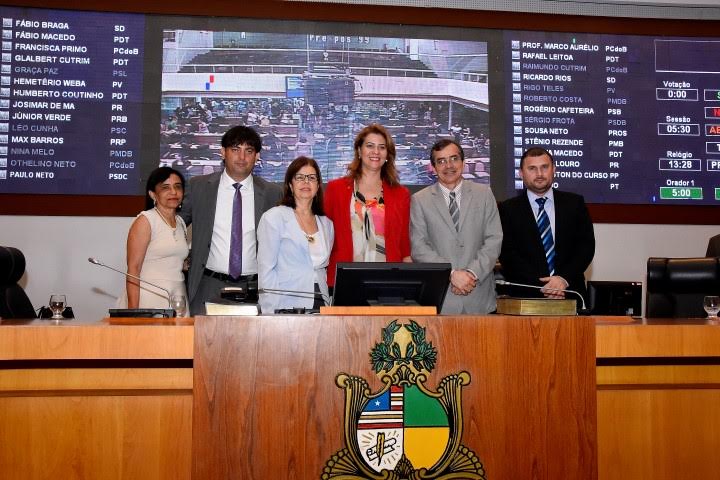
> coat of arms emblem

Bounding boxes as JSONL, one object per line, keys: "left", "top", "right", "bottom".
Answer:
{"left": 322, "top": 320, "right": 486, "bottom": 479}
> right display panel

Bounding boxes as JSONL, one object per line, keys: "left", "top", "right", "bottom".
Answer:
{"left": 503, "top": 31, "right": 720, "bottom": 205}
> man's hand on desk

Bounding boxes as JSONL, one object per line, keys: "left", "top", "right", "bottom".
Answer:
{"left": 539, "top": 275, "right": 568, "bottom": 299}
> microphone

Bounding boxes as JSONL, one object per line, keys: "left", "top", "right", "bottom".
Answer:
{"left": 495, "top": 279, "right": 588, "bottom": 312}
{"left": 88, "top": 257, "right": 173, "bottom": 308}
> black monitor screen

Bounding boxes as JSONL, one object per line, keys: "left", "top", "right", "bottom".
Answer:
{"left": 332, "top": 262, "right": 451, "bottom": 310}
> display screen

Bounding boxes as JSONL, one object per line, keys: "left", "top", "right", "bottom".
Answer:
{"left": 504, "top": 31, "right": 720, "bottom": 204}
{"left": 0, "top": 7, "right": 145, "bottom": 194}
{"left": 0, "top": 4, "right": 718, "bottom": 206}
{"left": 159, "top": 28, "right": 489, "bottom": 186}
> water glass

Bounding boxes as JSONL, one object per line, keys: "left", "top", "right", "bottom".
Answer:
{"left": 170, "top": 293, "right": 187, "bottom": 317}
{"left": 49, "top": 294, "right": 66, "bottom": 319}
{"left": 704, "top": 296, "right": 720, "bottom": 319}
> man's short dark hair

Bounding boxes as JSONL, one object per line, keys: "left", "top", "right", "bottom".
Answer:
{"left": 520, "top": 147, "right": 554, "bottom": 169}
{"left": 429, "top": 139, "right": 465, "bottom": 167}
{"left": 221, "top": 125, "right": 262, "bottom": 152}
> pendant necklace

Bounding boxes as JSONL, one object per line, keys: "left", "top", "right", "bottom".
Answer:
{"left": 155, "top": 207, "right": 178, "bottom": 240}
{"left": 294, "top": 210, "right": 317, "bottom": 243}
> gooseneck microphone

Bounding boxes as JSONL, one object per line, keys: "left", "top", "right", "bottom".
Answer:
{"left": 88, "top": 257, "right": 172, "bottom": 308}
{"left": 495, "top": 279, "right": 588, "bottom": 312}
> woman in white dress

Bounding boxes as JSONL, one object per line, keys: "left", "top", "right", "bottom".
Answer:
{"left": 257, "top": 157, "right": 334, "bottom": 314}
{"left": 119, "top": 167, "right": 189, "bottom": 313}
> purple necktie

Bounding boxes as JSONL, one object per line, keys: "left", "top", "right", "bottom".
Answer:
{"left": 229, "top": 183, "right": 243, "bottom": 279}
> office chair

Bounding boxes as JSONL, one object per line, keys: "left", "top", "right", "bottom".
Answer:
{"left": 646, "top": 257, "right": 720, "bottom": 318}
{"left": 0, "top": 246, "right": 36, "bottom": 318}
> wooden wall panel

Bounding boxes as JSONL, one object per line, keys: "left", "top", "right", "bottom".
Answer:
{"left": 598, "top": 387, "right": 720, "bottom": 480}
{"left": 0, "top": 372, "right": 193, "bottom": 480}
{"left": 0, "top": 395, "right": 192, "bottom": 480}
{"left": 193, "top": 315, "right": 597, "bottom": 479}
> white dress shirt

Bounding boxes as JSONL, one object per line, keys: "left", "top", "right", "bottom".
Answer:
{"left": 527, "top": 188, "right": 556, "bottom": 237}
{"left": 206, "top": 171, "right": 257, "bottom": 275}
{"left": 438, "top": 181, "right": 463, "bottom": 210}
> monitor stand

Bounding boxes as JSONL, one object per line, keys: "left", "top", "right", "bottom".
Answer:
{"left": 367, "top": 298, "right": 421, "bottom": 307}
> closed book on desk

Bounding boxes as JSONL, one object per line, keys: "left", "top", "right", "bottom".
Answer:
{"left": 497, "top": 297, "right": 576, "bottom": 315}
{"left": 204, "top": 302, "right": 258, "bottom": 316}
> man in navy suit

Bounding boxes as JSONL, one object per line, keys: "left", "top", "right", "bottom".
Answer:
{"left": 498, "top": 147, "right": 595, "bottom": 303}
{"left": 180, "top": 126, "right": 282, "bottom": 315}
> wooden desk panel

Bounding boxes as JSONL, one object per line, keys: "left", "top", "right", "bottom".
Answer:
{"left": 3, "top": 316, "right": 720, "bottom": 480}
{"left": 596, "top": 318, "right": 720, "bottom": 358}
{"left": 0, "top": 318, "right": 193, "bottom": 360}
{"left": 193, "top": 315, "right": 598, "bottom": 480}
{"left": 0, "top": 318, "right": 193, "bottom": 480}
{"left": 596, "top": 318, "right": 720, "bottom": 480}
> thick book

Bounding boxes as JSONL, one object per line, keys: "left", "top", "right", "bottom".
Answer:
{"left": 204, "top": 302, "right": 258, "bottom": 316}
{"left": 496, "top": 297, "right": 577, "bottom": 316}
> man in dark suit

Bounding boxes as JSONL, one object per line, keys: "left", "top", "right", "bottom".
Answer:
{"left": 411, "top": 139, "right": 502, "bottom": 314}
{"left": 707, "top": 234, "right": 720, "bottom": 257}
{"left": 180, "top": 126, "right": 282, "bottom": 315}
{"left": 498, "top": 147, "right": 595, "bottom": 304}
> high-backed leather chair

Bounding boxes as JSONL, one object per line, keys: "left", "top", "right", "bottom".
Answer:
{"left": 646, "top": 257, "right": 720, "bottom": 318}
{"left": 0, "top": 246, "right": 36, "bottom": 318}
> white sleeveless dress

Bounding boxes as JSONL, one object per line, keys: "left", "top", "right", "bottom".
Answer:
{"left": 117, "top": 209, "right": 189, "bottom": 313}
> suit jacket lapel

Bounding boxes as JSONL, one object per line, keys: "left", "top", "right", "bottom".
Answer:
{"left": 430, "top": 183, "right": 457, "bottom": 234}
{"left": 202, "top": 172, "right": 221, "bottom": 235}
{"left": 253, "top": 175, "right": 266, "bottom": 229}
{"left": 552, "top": 189, "right": 564, "bottom": 252}
{"left": 458, "top": 181, "right": 473, "bottom": 232}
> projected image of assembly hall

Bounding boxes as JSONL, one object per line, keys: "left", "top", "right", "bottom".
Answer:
{"left": 160, "top": 30, "right": 489, "bottom": 185}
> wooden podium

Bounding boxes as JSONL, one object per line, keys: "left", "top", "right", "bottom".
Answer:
{"left": 193, "top": 315, "right": 597, "bottom": 479}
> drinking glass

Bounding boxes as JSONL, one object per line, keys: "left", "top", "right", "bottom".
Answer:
{"left": 170, "top": 293, "right": 187, "bottom": 317}
{"left": 49, "top": 294, "right": 66, "bottom": 319}
{"left": 704, "top": 296, "right": 720, "bottom": 319}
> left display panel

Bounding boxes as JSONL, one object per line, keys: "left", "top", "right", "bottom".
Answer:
{"left": 0, "top": 6, "right": 146, "bottom": 194}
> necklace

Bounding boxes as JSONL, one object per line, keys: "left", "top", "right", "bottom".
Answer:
{"left": 155, "top": 207, "right": 178, "bottom": 240}
{"left": 294, "top": 209, "right": 317, "bottom": 243}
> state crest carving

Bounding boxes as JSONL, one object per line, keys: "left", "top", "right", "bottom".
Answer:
{"left": 322, "top": 319, "right": 486, "bottom": 479}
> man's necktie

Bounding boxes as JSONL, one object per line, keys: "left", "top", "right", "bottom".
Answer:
{"left": 535, "top": 197, "right": 555, "bottom": 276}
{"left": 449, "top": 191, "right": 460, "bottom": 232}
{"left": 229, "top": 183, "right": 243, "bottom": 279}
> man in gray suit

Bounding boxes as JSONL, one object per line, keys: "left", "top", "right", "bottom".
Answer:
{"left": 180, "top": 126, "right": 282, "bottom": 315}
{"left": 410, "top": 139, "right": 503, "bottom": 314}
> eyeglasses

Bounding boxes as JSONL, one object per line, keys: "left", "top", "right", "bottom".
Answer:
{"left": 435, "top": 155, "right": 462, "bottom": 166}
{"left": 293, "top": 173, "right": 319, "bottom": 183}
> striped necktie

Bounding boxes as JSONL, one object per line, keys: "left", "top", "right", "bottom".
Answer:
{"left": 535, "top": 197, "right": 555, "bottom": 276}
{"left": 448, "top": 191, "right": 460, "bottom": 232}
{"left": 448, "top": 192, "right": 460, "bottom": 232}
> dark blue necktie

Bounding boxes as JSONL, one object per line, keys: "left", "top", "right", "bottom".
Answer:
{"left": 535, "top": 197, "right": 555, "bottom": 276}
{"left": 229, "top": 183, "right": 243, "bottom": 279}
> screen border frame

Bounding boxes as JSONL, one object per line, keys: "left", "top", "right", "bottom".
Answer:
{"left": 1, "top": 0, "right": 719, "bottom": 223}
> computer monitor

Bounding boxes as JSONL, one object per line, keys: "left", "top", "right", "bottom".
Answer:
{"left": 587, "top": 281, "right": 642, "bottom": 316}
{"left": 331, "top": 262, "right": 451, "bottom": 310}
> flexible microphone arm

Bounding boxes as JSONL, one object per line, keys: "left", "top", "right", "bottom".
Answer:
{"left": 88, "top": 257, "right": 173, "bottom": 308}
{"left": 495, "top": 279, "right": 587, "bottom": 312}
